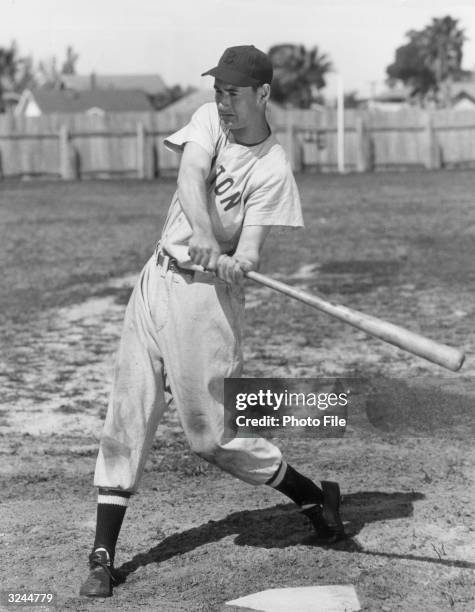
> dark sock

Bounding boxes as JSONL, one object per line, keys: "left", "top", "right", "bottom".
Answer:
{"left": 268, "top": 463, "right": 323, "bottom": 507}
{"left": 93, "top": 489, "right": 130, "bottom": 563}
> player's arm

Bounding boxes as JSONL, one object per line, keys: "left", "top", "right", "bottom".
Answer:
{"left": 177, "top": 141, "right": 221, "bottom": 270}
{"left": 217, "top": 225, "right": 271, "bottom": 284}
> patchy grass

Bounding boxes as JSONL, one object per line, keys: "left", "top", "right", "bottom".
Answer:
{"left": 1, "top": 171, "right": 474, "bottom": 611}
{"left": 0, "top": 179, "right": 173, "bottom": 323}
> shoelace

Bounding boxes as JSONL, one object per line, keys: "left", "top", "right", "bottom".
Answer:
{"left": 89, "top": 553, "right": 119, "bottom": 583}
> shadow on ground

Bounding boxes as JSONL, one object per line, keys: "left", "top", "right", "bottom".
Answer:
{"left": 340, "top": 376, "right": 475, "bottom": 439}
{"left": 116, "top": 490, "right": 471, "bottom": 584}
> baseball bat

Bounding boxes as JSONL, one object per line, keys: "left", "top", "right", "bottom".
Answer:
{"left": 245, "top": 270, "right": 465, "bottom": 372}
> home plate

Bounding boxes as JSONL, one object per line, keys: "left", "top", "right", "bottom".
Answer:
{"left": 222, "top": 585, "right": 360, "bottom": 611}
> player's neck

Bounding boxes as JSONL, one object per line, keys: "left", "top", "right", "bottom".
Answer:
{"left": 231, "top": 117, "right": 271, "bottom": 146}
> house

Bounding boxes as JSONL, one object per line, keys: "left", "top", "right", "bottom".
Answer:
{"left": 15, "top": 88, "right": 154, "bottom": 116}
{"left": 1, "top": 91, "right": 21, "bottom": 114}
{"left": 364, "top": 86, "right": 412, "bottom": 112}
{"left": 60, "top": 73, "right": 167, "bottom": 96}
{"left": 450, "top": 82, "right": 475, "bottom": 110}
{"left": 158, "top": 88, "right": 215, "bottom": 117}
{"left": 160, "top": 88, "right": 284, "bottom": 118}
{"left": 363, "top": 80, "right": 475, "bottom": 111}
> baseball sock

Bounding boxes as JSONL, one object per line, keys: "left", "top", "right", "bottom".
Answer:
{"left": 93, "top": 488, "right": 130, "bottom": 564}
{"left": 266, "top": 462, "right": 324, "bottom": 507}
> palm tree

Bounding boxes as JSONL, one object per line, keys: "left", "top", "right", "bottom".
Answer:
{"left": 424, "top": 16, "right": 464, "bottom": 106}
{"left": 268, "top": 44, "right": 333, "bottom": 108}
{"left": 408, "top": 15, "right": 465, "bottom": 106}
{"left": 419, "top": 17, "right": 464, "bottom": 81}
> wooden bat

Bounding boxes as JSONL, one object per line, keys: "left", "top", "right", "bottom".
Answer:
{"left": 245, "top": 270, "right": 465, "bottom": 372}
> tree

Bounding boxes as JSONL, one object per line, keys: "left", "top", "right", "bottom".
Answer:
{"left": 387, "top": 15, "right": 466, "bottom": 106}
{"left": 38, "top": 46, "right": 80, "bottom": 88}
{"left": 61, "top": 46, "right": 79, "bottom": 75}
{"left": 37, "top": 57, "right": 61, "bottom": 88}
{"left": 149, "top": 84, "right": 196, "bottom": 110}
{"left": 0, "top": 44, "right": 16, "bottom": 86}
{"left": 267, "top": 44, "right": 332, "bottom": 108}
{"left": 0, "top": 41, "right": 35, "bottom": 111}
{"left": 343, "top": 91, "right": 360, "bottom": 109}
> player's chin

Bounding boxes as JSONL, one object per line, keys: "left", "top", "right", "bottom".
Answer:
{"left": 220, "top": 115, "right": 237, "bottom": 128}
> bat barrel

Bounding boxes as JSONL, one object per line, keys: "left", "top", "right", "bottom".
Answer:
{"left": 245, "top": 270, "right": 465, "bottom": 372}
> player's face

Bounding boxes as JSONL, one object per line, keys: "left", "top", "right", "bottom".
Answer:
{"left": 214, "top": 79, "right": 262, "bottom": 131}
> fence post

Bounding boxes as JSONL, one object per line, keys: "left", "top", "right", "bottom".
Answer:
{"left": 285, "top": 111, "right": 301, "bottom": 172}
{"left": 424, "top": 113, "right": 441, "bottom": 170}
{"left": 136, "top": 121, "right": 148, "bottom": 179}
{"left": 355, "top": 115, "right": 372, "bottom": 172}
{"left": 59, "top": 125, "right": 71, "bottom": 180}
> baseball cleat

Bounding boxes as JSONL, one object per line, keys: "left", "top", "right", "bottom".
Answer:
{"left": 301, "top": 480, "right": 345, "bottom": 544}
{"left": 79, "top": 548, "right": 121, "bottom": 598}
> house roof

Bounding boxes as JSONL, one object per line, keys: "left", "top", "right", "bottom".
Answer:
{"left": 161, "top": 88, "right": 283, "bottom": 116}
{"left": 61, "top": 74, "right": 167, "bottom": 95}
{"left": 451, "top": 82, "right": 475, "bottom": 100}
{"left": 453, "top": 91, "right": 475, "bottom": 104}
{"left": 374, "top": 86, "right": 411, "bottom": 102}
{"left": 24, "top": 88, "right": 154, "bottom": 113}
{"left": 160, "top": 89, "right": 215, "bottom": 114}
{"left": 2, "top": 91, "right": 21, "bottom": 102}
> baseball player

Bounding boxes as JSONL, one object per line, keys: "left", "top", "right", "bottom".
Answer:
{"left": 79, "top": 44, "right": 344, "bottom": 598}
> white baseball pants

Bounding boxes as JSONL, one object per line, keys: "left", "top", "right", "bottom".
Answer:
{"left": 94, "top": 254, "right": 283, "bottom": 493}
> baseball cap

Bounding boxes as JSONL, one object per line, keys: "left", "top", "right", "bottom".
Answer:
{"left": 201, "top": 45, "right": 273, "bottom": 87}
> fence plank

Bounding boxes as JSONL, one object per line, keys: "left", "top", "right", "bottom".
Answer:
{"left": 0, "top": 106, "right": 474, "bottom": 179}
{"left": 59, "top": 125, "right": 70, "bottom": 179}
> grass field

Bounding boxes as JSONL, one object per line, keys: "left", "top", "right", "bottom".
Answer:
{"left": 0, "top": 171, "right": 474, "bottom": 611}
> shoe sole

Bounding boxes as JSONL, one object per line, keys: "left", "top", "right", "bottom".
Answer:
{"left": 79, "top": 590, "right": 112, "bottom": 598}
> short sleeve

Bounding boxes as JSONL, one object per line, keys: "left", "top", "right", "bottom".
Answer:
{"left": 164, "top": 103, "right": 217, "bottom": 157}
{"left": 243, "top": 167, "right": 304, "bottom": 228}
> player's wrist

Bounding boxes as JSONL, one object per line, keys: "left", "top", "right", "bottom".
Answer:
{"left": 233, "top": 255, "right": 258, "bottom": 273}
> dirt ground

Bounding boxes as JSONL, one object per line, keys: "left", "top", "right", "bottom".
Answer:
{"left": 0, "top": 173, "right": 474, "bottom": 611}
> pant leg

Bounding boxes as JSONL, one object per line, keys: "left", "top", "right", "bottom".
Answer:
{"left": 94, "top": 257, "right": 170, "bottom": 493}
{"left": 158, "top": 269, "right": 282, "bottom": 485}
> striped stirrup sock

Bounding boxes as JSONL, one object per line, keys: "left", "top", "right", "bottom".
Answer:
{"left": 93, "top": 488, "right": 131, "bottom": 563}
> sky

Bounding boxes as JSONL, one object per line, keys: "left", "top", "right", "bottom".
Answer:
{"left": 2, "top": 0, "right": 475, "bottom": 98}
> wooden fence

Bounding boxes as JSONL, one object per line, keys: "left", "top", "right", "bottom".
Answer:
{"left": 0, "top": 107, "right": 474, "bottom": 180}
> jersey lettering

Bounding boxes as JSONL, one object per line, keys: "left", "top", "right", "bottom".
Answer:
{"left": 209, "top": 164, "right": 225, "bottom": 186}
{"left": 221, "top": 191, "right": 242, "bottom": 210}
{"left": 215, "top": 177, "right": 234, "bottom": 195}
{"left": 210, "top": 163, "right": 241, "bottom": 211}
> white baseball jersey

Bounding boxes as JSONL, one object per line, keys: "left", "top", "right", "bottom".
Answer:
{"left": 161, "top": 102, "right": 303, "bottom": 267}
{"left": 94, "top": 102, "right": 303, "bottom": 493}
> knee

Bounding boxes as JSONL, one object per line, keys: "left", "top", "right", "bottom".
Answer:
{"left": 189, "top": 436, "right": 220, "bottom": 462}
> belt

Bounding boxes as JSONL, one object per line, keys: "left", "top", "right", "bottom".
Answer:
{"left": 156, "top": 250, "right": 195, "bottom": 278}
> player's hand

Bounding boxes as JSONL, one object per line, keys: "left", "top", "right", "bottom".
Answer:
{"left": 188, "top": 231, "right": 221, "bottom": 270}
{"left": 216, "top": 255, "right": 254, "bottom": 285}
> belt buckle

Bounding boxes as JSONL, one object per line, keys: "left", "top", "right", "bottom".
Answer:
{"left": 157, "top": 249, "right": 194, "bottom": 278}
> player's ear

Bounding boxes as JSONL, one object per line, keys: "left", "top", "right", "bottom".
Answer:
{"left": 257, "top": 84, "right": 271, "bottom": 105}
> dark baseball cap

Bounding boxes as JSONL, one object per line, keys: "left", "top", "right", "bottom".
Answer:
{"left": 201, "top": 45, "right": 273, "bottom": 87}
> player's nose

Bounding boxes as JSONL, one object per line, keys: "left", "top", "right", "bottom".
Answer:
{"left": 217, "top": 99, "right": 231, "bottom": 112}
